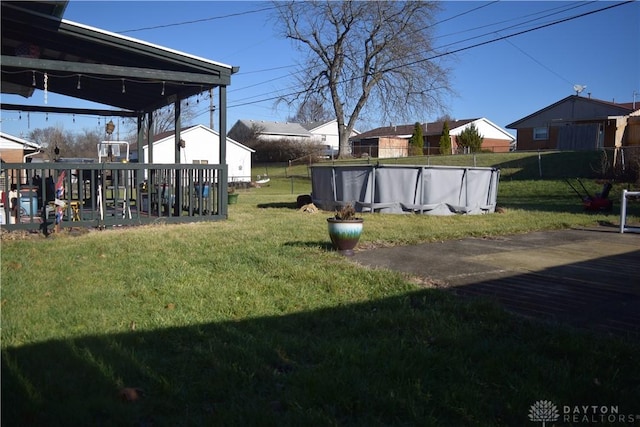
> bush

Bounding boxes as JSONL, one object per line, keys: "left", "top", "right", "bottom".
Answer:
{"left": 597, "top": 147, "right": 640, "bottom": 184}
{"left": 251, "top": 138, "right": 323, "bottom": 163}
{"left": 409, "top": 122, "right": 424, "bottom": 156}
{"left": 457, "top": 123, "right": 483, "bottom": 154}
{"left": 439, "top": 121, "right": 451, "bottom": 155}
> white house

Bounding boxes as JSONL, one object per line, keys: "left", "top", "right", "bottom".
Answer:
{"left": 229, "top": 120, "right": 313, "bottom": 144}
{"left": 302, "top": 119, "right": 360, "bottom": 156}
{"left": 229, "top": 118, "right": 360, "bottom": 157}
{"left": 142, "top": 124, "right": 255, "bottom": 182}
{"left": 448, "top": 118, "right": 516, "bottom": 153}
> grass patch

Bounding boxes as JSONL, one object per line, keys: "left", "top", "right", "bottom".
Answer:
{"left": 2, "top": 176, "right": 640, "bottom": 425}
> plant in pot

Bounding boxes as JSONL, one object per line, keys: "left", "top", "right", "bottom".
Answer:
{"left": 326, "top": 203, "right": 364, "bottom": 256}
{"left": 227, "top": 186, "right": 238, "bottom": 204}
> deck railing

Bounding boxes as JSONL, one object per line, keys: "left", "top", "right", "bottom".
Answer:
{"left": 0, "top": 162, "right": 228, "bottom": 233}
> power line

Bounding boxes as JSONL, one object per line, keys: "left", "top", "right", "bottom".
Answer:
{"left": 403, "top": 1, "right": 633, "bottom": 70}
{"left": 435, "top": 0, "right": 500, "bottom": 25}
{"left": 497, "top": 35, "right": 574, "bottom": 86}
{"left": 227, "top": 2, "right": 599, "bottom": 103}
{"left": 435, "top": 1, "right": 595, "bottom": 41}
{"left": 226, "top": 1, "right": 633, "bottom": 110}
{"left": 115, "top": 5, "right": 278, "bottom": 34}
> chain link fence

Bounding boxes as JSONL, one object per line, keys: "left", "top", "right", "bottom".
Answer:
{"left": 285, "top": 148, "right": 640, "bottom": 183}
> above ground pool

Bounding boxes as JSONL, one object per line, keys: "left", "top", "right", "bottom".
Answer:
{"left": 310, "top": 164, "right": 500, "bottom": 215}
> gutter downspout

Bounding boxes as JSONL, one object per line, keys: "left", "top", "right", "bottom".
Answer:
{"left": 23, "top": 149, "right": 42, "bottom": 163}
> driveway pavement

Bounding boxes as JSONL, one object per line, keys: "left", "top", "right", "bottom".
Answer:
{"left": 352, "top": 227, "right": 640, "bottom": 337}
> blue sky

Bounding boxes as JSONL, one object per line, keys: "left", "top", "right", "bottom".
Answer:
{"left": 1, "top": 1, "right": 638, "bottom": 138}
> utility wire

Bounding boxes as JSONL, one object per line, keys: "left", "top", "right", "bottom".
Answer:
{"left": 229, "top": 1, "right": 598, "bottom": 101}
{"left": 226, "top": 1, "right": 633, "bottom": 109}
{"left": 497, "top": 34, "right": 574, "bottom": 86}
{"left": 115, "top": 5, "right": 278, "bottom": 34}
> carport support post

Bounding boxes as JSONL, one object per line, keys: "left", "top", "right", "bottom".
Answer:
{"left": 136, "top": 113, "right": 145, "bottom": 188}
{"left": 174, "top": 99, "right": 182, "bottom": 217}
{"left": 219, "top": 85, "right": 228, "bottom": 218}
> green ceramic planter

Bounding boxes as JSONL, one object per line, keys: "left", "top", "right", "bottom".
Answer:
{"left": 327, "top": 218, "right": 364, "bottom": 256}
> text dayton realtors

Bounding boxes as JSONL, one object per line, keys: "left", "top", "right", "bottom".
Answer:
{"left": 562, "top": 405, "right": 637, "bottom": 424}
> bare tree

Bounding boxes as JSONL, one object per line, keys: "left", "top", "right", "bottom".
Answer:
{"left": 150, "top": 101, "right": 198, "bottom": 134}
{"left": 74, "top": 129, "right": 102, "bottom": 159}
{"left": 274, "top": 1, "right": 451, "bottom": 157}
{"left": 228, "top": 122, "right": 265, "bottom": 149}
{"left": 119, "top": 99, "right": 200, "bottom": 142}
{"left": 28, "top": 127, "right": 102, "bottom": 160}
{"left": 28, "top": 126, "right": 68, "bottom": 160}
{"left": 287, "top": 95, "right": 334, "bottom": 123}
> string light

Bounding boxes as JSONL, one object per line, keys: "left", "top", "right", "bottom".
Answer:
{"left": 6, "top": 70, "right": 213, "bottom": 97}
{"left": 43, "top": 72, "right": 48, "bottom": 104}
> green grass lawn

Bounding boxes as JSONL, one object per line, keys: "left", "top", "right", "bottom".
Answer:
{"left": 2, "top": 172, "right": 640, "bottom": 425}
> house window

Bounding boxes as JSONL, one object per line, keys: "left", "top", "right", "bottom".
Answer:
{"left": 533, "top": 127, "right": 548, "bottom": 140}
{"left": 192, "top": 160, "right": 208, "bottom": 164}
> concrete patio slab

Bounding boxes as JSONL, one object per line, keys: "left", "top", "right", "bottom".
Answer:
{"left": 352, "top": 228, "right": 639, "bottom": 337}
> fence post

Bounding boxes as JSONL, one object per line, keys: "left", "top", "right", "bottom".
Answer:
{"left": 538, "top": 150, "right": 542, "bottom": 178}
{"left": 619, "top": 190, "right": 640, "bottom": 234}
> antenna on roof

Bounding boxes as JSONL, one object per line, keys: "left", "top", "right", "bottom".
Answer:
{"left": 573, "top": 84, "right": 587, "bottom": 95}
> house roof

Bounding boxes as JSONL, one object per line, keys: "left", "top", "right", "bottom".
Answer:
{"left": 0, "top": 131, "right": 42, "bottom": 150}
{"left": 354, "top": 119, "right": 478, "bottom": 140}
{"left": 300, "top": 119, "right": 335, "bottom": 132}
{"left": 236, "top": 119, "right": 312, "bottom": 137}
{"left": 1, "top": 1, "right": 237, "bottom": 115}
{"left": 152, "top": 125, "right": 199, "bottom": 143}
{"left": 506, "top": 95, "right": 637, "bottom": 129}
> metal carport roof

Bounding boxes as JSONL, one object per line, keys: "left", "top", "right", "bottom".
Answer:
{"left": 1, "top": 0, "right": 238, "bottom": 116}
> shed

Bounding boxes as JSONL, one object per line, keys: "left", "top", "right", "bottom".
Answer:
{"left": 143, "top": 125, "right": 255, "bottom": 183}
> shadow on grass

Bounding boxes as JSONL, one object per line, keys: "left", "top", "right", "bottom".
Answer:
{"left": 257, "top": 202, "right": 299, "bottom": 209}
{"left": 500, "top": 197, "right": 640, "bottom": 218}
{"left": 284, "top": 240, "right": 334, "bottom": 251}
{"left": 3, "top": 279, "right": 639, "bottom": 426}
{"left": 494, "top": 151, "right": 603, "bottom": 180}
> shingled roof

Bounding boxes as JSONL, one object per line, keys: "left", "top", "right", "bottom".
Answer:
{"left": 354, "top": 119, "right": 478, "bottom": 140}
{"left": 507, "top": 95, "right": 637, "bottom": 129}
{"left": 234, "top": 120, "right": 312, "bottom": 138}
